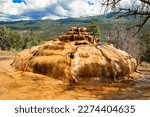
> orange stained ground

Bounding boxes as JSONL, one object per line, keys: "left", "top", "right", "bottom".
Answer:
{"left": 0, "top": 58, "right": 150, "bottom": 100}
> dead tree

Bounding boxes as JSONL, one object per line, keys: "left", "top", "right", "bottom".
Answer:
{"left": 101, "top": 0, "right": 150, "bottom": 35}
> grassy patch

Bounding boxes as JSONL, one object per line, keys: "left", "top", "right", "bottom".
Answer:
{"left": 0, "top": 50, "right": 18, "bottom": 56}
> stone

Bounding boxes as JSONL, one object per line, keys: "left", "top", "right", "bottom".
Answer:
{"left": 11, "top": 27, "right": 137, "bottom": 84}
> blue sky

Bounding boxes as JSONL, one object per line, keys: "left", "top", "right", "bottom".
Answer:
{"left": 0, "top": 0, "right": 135, "bottom": 21}
{"left": 12, "top": 0, "right": 24, "bottom": 3}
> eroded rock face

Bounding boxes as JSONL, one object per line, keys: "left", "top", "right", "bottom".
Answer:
{"left": 11, "top": 27, "right": 137, "bottom": 83}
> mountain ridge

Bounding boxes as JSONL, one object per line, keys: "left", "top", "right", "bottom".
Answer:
{"left": 0, "top": 12, "right": 127, "bottom": 24}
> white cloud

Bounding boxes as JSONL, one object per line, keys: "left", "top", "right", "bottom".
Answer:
{"left": 0, "top": 0, "right": 141, "bottom": 21}
{"left": 0, "top": 0, "right": 104, "bottom": 21}
{"left": 0, "top": 0, "right": 11, "bottom": 2}
{"left": 41, "top": 14, "right": 66, "bottom": 20}
{"left": 120, "top": 0, "right": 140, "bottom": 8}
{"left": 0, "top": 0, "right": 27, "bottom": 16}
{"left": 26, "top": 0, "right": 56, "bottom": 9}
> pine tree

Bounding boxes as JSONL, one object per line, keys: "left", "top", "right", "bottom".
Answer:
{"left": 88, "top": 22, "right": 101, "bottom": 38}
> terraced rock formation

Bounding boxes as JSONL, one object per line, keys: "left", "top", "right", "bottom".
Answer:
{"left": 11, "top": 27, "right": 137, "bottom": 84}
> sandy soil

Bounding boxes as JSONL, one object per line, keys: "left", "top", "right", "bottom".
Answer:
{"left": 0, "top": 57, "right": 150, "bottom": 100}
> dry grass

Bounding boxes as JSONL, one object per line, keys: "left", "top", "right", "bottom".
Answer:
{"left": 140, "top": 62, "right": 150, "bottom": 68}
{"left": 0, "top": 50, "right": 17, "bottom": 56}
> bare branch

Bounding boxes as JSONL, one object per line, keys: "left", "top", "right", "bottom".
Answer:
{"left": 140, "top": 0, "right": 150, "bottom": 5}
{"left": 101, "top": 0, "right": 150, "bottom": 34}
{"left": 116, "top": 7, "right": 150, "bottom": 18}
{"left": 128, "top": 15, "right": 150, "bottom": 36}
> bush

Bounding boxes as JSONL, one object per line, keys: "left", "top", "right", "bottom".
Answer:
{"left": 140, "top": 31, "right": 150, "bottom": 63}
{"left": 0, "top": 26, "right": 38, "bottom": 51}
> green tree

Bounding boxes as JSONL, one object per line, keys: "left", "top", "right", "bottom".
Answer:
{"left": 0, "top": 26, "right": 24, "bottom": 50}
{"left": 140, "top": 31, "right": 150, "bottom": 62}
{"left": 0, "top": 26, "right": 10, "bottom": 50}
{"left": 88, "top": 22, "right": 101, "bottom": 38}
{"left": 0, "top": 26, "right": 38, "bottom": 51}
{"left": 22, "top": 29, "right": 37, "bottom": 49}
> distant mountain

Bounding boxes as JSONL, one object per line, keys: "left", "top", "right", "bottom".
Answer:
{"left": 0, "top": 12, "right": 124, "bottom": 25}
{"left": 0, "top": 12, "right": 149, "bottom": 40}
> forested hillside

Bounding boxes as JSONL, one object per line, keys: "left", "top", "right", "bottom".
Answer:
{"left": 0, "top": 12, "right": 149, "bottom": 41}
{"left": 0, "top": 13, "right": 150, "bottom": 62}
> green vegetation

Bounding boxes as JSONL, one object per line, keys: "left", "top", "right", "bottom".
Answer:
{"left": 88, "top": 22, "right": 101, "bottom": 38}
{"left": 0, "top": 26, "right": 39, "bottom": 51}
{"left": 0, "top": 50, "right": 17, "bottom": 56}
{"left": 140, "top": 31, "right": 150, "bottom": 63}
{"left": 0, "top": 14, "right": 150, "bottom": 62}
{"left": 1, "top": 14, "right": 149, "bottom": 41}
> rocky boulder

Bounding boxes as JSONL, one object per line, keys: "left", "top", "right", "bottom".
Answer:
{"left": 11, "top": 27, "right": 137, "bottom": 84}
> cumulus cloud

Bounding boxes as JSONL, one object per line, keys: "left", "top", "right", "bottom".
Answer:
{"left": 0, "top": 0, "right": 138, "bottom": 21}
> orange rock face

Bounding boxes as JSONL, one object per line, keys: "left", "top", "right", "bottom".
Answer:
{"left": 11, "top": 27, "right": 137, "bottom": 83}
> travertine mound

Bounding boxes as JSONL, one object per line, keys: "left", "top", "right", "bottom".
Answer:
{"left": 11, "top": 27, "right": 137, "bottom": 83}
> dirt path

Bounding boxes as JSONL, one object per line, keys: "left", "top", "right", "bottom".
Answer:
{"left": 0, "top": 57, "right": 150, "bottom": 100}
